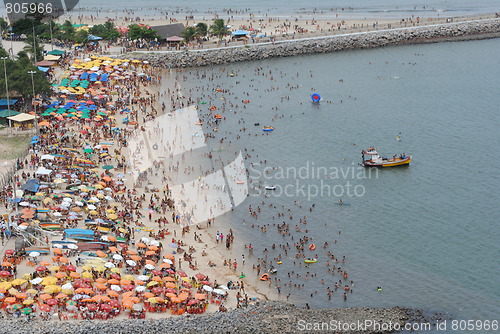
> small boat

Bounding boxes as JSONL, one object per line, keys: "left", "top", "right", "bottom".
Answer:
{"left": 304, "top": 258, "right": 317, "bottom": 264}
{"left": 69, "top": 235, "right": 95, "bottom": 242}
{"left": 263, "top": 126, "right": 274, "bottom": 132}
{"left": 362, "top": 147, "right": 411, "bottom": 167}
{"left": 265, "top": 186, "right": 276, "bottom": 190}
{"left": 40, "top": 224, "right": 62, "bottom": 231}
{"left": 254, "top": 123, "right": 260, "bottom": 126}
{"left": 236, "top": 181, "right": 244, "bottom": 184}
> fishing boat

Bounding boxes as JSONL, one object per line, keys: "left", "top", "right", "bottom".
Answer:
{"left": 361, "top": 147, "right": 411, "bottom": 167}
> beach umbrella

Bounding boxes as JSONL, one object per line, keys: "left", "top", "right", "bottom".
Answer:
{"left": 11, "top": 279, "right": 27, "bottom": 286}
{"left": 110, "top": 285, "right": 121, "bottom": 292}
{"left": 39, "top": 304, "right": 51, "bottom": 312}
{"left": 104, "top": 262, "right": 115, "bottom": 268}
{"left": 0, "top": 271, "right": 11, "bottom": 277}
{"left": 213, "top": 289, "right": 227, "bottom": 295}
{"left": 30, "top": 277, "right": 43, "bottom": 285}
{"left": 102, "top": 165, "right": 114, "bottom": 170}
{"left": 112, "top": 254, "right": 123, "bottom": 260}
{"left": 203, "top": 285, "right": 213, "bottom": 292}
{"left": 195, "top": 273, "right": 207, "bottom": 280}
{"left": 46, "top": 298, "right": 58, "bottom": 306}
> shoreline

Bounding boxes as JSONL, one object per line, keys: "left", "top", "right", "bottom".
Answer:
{"left": 132, "top": 19, "right": 500, "bottom": 67}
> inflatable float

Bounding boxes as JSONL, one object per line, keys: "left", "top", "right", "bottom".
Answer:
{"left": 304, "top": 258, "right": 318, "bottom": 264}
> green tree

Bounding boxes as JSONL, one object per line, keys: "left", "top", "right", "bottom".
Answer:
{"left": 59, "top": 20, "right": 76, "bottom": 41}
{"left": 195, "top": 22, "right": 208, "bottom": 37}
{"left": 0, "top": 18, "right": 8, "bottom": 34}
{"left": 75, "top": 30, "right": 89, "bottom": 44}
{"left": 209, "top": 19, "right": 230, "bottom": 40}
{"left": 37, "top": 21, "right": 60, "bottom": 40}
{"left": 181, "top": 26, "right": 196, "bottom": 42}
{"left": 12, "top": 18, "right": 42, "bottom": 35}
{"left": 0, "top": 47, "right": 51, "bottom": 99}
{"left": 23, "top": 35, "right": 43, "bottom": 63}
{"left": 89, "top": 21, "right": 121, "bottom": 41}
{"left": 128, "top": 24, "right": 160, "bottom": 40}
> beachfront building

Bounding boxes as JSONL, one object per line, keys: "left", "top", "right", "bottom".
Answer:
{"left": 150, "top": 23, "right": 186, "bottom": 43}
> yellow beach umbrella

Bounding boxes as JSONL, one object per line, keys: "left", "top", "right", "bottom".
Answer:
{"left": 82, "top": 272, "right": 93, "bottom": 278}
{"left": 44, "top": 285, "right": 62, "bottom": 294}
{"left": 11, "top": 279, "right": 27, "bottom": 286}
{"left": 41, "top": 276, "right": 57, "bottom": 286}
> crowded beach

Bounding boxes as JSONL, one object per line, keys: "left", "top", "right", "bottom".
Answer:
{"left": 0, "top": 51, "right": 270, "bottom": 321}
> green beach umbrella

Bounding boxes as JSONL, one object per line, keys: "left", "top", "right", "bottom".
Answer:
{"left": 84, "top": 148, "right": 93, "bottom": 153}
{"left": 102, "top": 165, "right": 114, "bottom": 170}
{"left": 12, "top": 304, "right": 23, "bottom": 310}
{"left": 21, "top": 307, "right": 33, "bottom": 314}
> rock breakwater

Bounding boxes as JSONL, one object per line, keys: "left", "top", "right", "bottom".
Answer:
{"left": 0, "top": 301, "right": 446, "bottom": 334}
{"left": 136, "top": 19, "right": 500, "bottom": 68}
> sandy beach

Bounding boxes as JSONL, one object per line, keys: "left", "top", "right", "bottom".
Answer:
{"left": 0, "top": 49, "right": 281, "bottom": 322}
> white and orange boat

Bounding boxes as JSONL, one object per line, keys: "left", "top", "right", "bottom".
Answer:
{"left": 362, "top": 147, "right": 411, "bottom": 167}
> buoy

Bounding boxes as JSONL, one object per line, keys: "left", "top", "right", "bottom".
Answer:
{"left": 277, "top": 261, "right": 282, "bottom": 265}
{"left": 309, "top": 244, "right": 316, "bottom": 251}
{"left": 260, "top": 273, "right": 270, "bottom": 281}
{"left": 311, "top": 93, "right": 321, "bottom": 103}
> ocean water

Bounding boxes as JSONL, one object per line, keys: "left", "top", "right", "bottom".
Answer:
{"left": 59, "top": 0, "right": 500, "bottom": 20}
{"left": 176, "top": 38, "right": 500, "bottom": 329}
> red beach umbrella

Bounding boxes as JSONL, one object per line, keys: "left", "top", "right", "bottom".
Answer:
{"left": 40, "top": 304, "right": 51, "bottom": 312}
{"left": 46, "top": 299, "right": 58, "bottom": 306}
{"left": 108, "top": 299, "right": 120, "bottom": 308}
{"left": 100, "top": 304, "right": 112, "bottom": 312}
{"left": 87, "top": 304, "right": 98, "bottom": 311}
{"left": 195, "top": 273, "right": 206, "bottom": 280}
